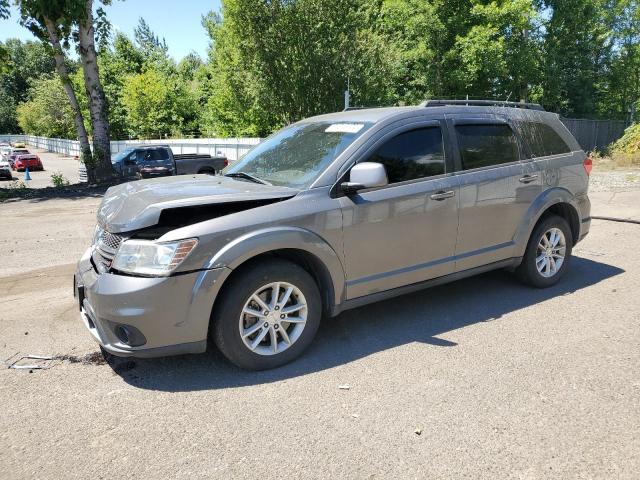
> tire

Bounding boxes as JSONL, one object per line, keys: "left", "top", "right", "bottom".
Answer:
{"left": 211, "top": 258, "right": 322, "bottom": 370}
{"left": 516, "top": 214, "right": 573, "bottom": 288}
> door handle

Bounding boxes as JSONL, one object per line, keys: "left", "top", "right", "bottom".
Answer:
{"left": 519, "top": 174, "right": 538, "bottom": 183}
{"left": 430, "top": 190, "right": 455, "bottom": 201}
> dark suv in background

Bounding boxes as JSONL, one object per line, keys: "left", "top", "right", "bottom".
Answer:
{"left": 75, "top": 100, "right": 591, "bottom": 370}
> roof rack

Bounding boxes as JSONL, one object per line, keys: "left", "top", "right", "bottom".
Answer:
{"left": 343, "top": 106, "right": 374, "bottom": 111}
{"left": 420, "top": 99, "right": 545, "bottom": 111}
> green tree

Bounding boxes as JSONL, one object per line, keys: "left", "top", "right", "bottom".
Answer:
{"left": 542, "top": 0, "right": 613, "bottom": 116}
{"left": 17, "top": 74, "right": 77, "bottom": 137}
{"left": 203, "top": 0, "right": 393, "bottom": 136}
{"left": 122, "top": 66, "right": 183, "bottom": 138}
{"left": 0, "top": 39, "right": 57, "bottom": 133}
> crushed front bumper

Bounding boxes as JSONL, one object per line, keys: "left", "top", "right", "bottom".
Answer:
{"left": 74, "top": 247, "right": 229, "bottom": 358}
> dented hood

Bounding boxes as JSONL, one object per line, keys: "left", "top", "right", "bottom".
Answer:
{"left": 97, "top": 174, "right": 298, "bottom": 232}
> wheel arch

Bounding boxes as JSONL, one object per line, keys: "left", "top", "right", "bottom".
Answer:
{"left": 205, "top": 227, "right": 346, "bottom": 318}
{"left": 514, "top": 187, "right": 583, "bottom": 257}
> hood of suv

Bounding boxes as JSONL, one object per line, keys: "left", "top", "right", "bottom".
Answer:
{"left": 98, "top": 174, "right": 298, "bottom": 232}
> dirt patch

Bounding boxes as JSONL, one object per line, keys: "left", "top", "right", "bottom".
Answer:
{"left": 55, "top": 351, "right": 107, "bottom": 366}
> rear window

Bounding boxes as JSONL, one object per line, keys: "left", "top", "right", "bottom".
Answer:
{"left": 145, "top": 149, "right": 170, "bottom": 161}
{"left": 13, "top": 149, "right": 29, "bottom": 154}
{"left": 455, "top": 124, "right": 519, "bottom": 170}
{"left": 519, "top": 122, "right": 571, "bottom": 157}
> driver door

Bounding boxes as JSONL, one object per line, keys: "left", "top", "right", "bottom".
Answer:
{"left": 340, "top": 121, "right": 460, "bottom": 299}
{"left": 122, "top": 150, "right": 139, "bottom": 178}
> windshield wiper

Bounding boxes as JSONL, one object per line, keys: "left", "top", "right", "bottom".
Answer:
{"left": 224, "top": 172, "right": 272, "bottom": 185}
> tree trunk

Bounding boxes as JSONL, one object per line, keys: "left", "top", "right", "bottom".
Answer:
{"left": 77, "top": 0, "right": 113, "bottom": 183}
{"left": 43, "top": 16, "right": 95, "bottom": 183}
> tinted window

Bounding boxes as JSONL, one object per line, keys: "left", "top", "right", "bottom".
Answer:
{"left": 367, "top": 127, "right": 445, "bottom": 184}
{"left": 456, "top": 124, "right": 519, "bottom": 170}
{"left": 520, "top": 122, "right": 571, "bottom": 157}
{"left": 144, "top": 149, "right": 170, "bottom": 161}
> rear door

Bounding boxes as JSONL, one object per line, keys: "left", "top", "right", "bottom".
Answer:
{"left": 340, "top": 120, "right": 460, "bottom": 299}
{"left": 447, "top": 115, "right": 530, "bottom": 271}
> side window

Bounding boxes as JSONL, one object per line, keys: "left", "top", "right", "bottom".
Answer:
{"left": 455, "top": 124, "right": 519, "bottom": 170}
{"left": 520, "top": 122, "right": 571, "bottom": 158}
{"left": 367, "top": 127, "right": 445, "bottom": 184}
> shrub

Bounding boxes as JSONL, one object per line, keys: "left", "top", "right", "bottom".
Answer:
{"left": 51, "top": 171, "right": 70, "bottom": 188}
{"left": 610, "top": 123, "right": 640, "bottom": 167}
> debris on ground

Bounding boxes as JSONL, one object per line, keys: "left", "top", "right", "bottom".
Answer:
{"left": 5, "top": 354, "right": 53, "bottom": 370}
{"left": 338, "top": 384, "right": 351, "bottom": 390}
{"left": 414, "top": 428, "right": 423, "bottom": 436}
{"left": 55, "top": 351, "right": 107, "bottom": 365}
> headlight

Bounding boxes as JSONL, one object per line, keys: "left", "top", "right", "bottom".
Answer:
{"left": 112, "top": 238, "right": 198, "bottom": 276}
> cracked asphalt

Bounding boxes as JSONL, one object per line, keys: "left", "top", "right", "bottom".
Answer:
{"left": 0, "top": 169, "right": 639, "bottom": 479}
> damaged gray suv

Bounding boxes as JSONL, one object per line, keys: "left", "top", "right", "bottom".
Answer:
{"left": 74, "top": 100, "right": 591, "bottom": 370}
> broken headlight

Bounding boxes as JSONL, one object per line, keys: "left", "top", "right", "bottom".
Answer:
{"left": 112, "top": 238, "right": 198, "bottom": 276}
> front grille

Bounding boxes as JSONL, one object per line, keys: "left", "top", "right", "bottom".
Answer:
{"left": 100, "top": 230, "right": 124, "bottom": 251}
{"left": 93, "top": 228, "right": 126, "bottom": 273}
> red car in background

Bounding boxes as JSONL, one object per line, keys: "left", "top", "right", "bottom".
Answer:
{"left": 11, "top": 152, "right": 44, "bottom": 172}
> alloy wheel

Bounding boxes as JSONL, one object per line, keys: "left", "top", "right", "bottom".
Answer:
{"left": 536, "top": 227, "right": 566, "bottom": 278}
{"left": 238, "top": 282, "right": 308, "bottom": 356}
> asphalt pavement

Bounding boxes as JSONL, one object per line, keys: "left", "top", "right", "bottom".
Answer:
{"left": 0, "top": 174, "right": 638, "bottom": 479}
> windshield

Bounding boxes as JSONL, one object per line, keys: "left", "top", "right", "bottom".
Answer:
{"left": 112, "top": 148, "right": 135, "bottom": 164}
{"left": 225, "top": 121, "right": 372, "bottom": 188}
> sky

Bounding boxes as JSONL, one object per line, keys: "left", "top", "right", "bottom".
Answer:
{"left": 0, "top": 0, "right": 222, "bottom": 60}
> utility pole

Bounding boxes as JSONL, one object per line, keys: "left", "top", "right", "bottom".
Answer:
{"left": 344, "top": 76, "right": 350, "bottom": 110}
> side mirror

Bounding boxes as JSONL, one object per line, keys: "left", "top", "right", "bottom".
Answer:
{"left": 341, "top": 162, "right": 388, "bottom": 194}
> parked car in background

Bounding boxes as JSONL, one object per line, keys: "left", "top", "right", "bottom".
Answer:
{"left": 79, "top": 145, "right": 228, "bottom": 182}
{"left": 0, "top": 144, "right": 11, "bottom": 161}
{"left": 13, "top": 153, "right": 43, "bottom": 172}
{"left": 11, "top": 142, "right": 26, "bottom": 148}
{"left": 0, "top": 158, "right": 12, "bottom": 180}
{"left": 75, "top": 100, "right": 591, "bottom": 370}
{"left": 7, "top": 148, "right": 31, "bottom": 168}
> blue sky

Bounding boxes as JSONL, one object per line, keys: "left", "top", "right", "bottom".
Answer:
{"left": 0, "top": 0, "right": 222, "bottom": 60}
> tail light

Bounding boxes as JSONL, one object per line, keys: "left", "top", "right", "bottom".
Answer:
{"left": 223, "top": 158, "right": 229, "bottom": 168}
{"left": 583, "top": 156, "right": 593, "bottom": 176}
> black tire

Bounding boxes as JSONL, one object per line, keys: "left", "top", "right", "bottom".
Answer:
{"left": 211, "top": 258, "right": 322, "bottom": 370}
{"left": 516, "top": 214, "right": 573, "bottom": 288}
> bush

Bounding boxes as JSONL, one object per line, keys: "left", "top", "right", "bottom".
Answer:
{"left": 51, "top": 171, "right": 70, "bottom": 188}
{"left": 610, "top": 123, "right": 640, "bottom": 167}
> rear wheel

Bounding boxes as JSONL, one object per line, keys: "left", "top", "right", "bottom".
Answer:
{"left": 516, "top": 214, "right": 573, "bottom": 288}
{"left": 211, "top": 259, "right": 321, "bottom": 370}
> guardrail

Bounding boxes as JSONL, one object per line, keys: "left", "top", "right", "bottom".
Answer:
{"left": 0, "top": 135, "right": 262, "bottom": 162}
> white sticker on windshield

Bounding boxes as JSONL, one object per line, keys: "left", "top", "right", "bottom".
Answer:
{"left": 325, "top": 123, "right": 364, "bottom": 133}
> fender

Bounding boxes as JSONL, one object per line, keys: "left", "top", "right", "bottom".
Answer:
{"left": 204, "top": 226, "right": 346, "bottom": 308}
{"left": 513, "top": 187, "right": 583, "bottom": 258}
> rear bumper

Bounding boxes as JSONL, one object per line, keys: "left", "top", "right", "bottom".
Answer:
{"left": 74, "top": 247, "right": 229, "bottom": 358}
{"left": 576, "top": 194, "right": 591, "bottom": 243}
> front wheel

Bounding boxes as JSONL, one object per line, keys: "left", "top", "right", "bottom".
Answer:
{"left": 516, "top": 214, "right": 573, "bottom": 288}
{"left": 211, "top": 259, "right": 321, "bottom": 370}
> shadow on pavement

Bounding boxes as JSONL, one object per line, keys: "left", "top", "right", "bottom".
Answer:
{"left": 110, "top": 256, "right": 623, "bottom": 391}
{"left": 0, "top": 183, "right": 107, "bottom": 202}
